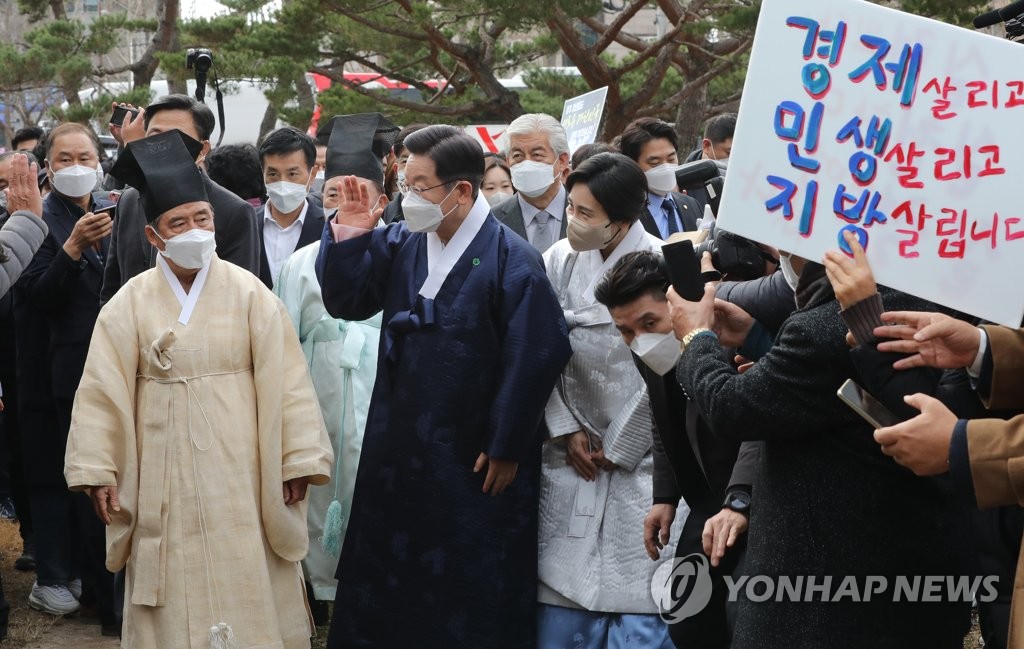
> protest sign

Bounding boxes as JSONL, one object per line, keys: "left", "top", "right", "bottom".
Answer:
{"left": 561, "top": 87, "right": 608, "bottom": 154}
{"left": 717, "top": 0, "right": 1024, "bottom": 326}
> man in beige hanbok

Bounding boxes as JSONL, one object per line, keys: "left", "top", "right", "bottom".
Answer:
{"left": 63, "top": 129, "right": 333, "bottom": 649}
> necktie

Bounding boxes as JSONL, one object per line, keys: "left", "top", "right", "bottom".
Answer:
{"left": 663, "top": 197, "right": 680, "bottom": 236}
{"left": 533, "top": 210, "right": 553, "bottom": 252}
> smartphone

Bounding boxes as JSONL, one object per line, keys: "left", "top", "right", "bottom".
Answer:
{"left": 836, "top": 379, "right": 902, "bottom": 429}
{"left": 93, "top": 204, "right": 116, "bottom": 218}
{"left": 661, "top": 239, "right": 705, "bottom": 301}
{"left": 110, "top": 105, "right": 139, "bottom": 127}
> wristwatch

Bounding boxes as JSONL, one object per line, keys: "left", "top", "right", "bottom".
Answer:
{"left": 722, "top": 490, "right": 751, "bottom": 516}
{"left": 681, "top": 327, "right": 713, "bottom": 350}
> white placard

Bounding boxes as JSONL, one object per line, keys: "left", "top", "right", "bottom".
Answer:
{"left": 561, "top": 87, "right": 609, "bottom": 155}
{"left": 718, "top": 0, "right": 1024, "bottom": 326}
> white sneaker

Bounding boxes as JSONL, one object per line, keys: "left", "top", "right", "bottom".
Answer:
{"left": 68, "top": 578, "right": 82, "bottom": 600}
{"left": 28, "top": 582, "right": 80, "bottom": 615}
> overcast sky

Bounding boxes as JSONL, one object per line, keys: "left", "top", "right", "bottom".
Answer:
{"left": 186, "top": 0, "right": 230, "bottom": 19}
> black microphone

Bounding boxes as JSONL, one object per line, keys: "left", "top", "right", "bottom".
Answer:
{"left": 999, "top": 0, "right": 1024, "bottom": 19}
{"left": 975, "top": 7, "right": 1004, "bottom": 28}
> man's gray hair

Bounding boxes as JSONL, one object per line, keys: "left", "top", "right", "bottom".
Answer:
{"left": 503, "top": 113, "right": 569, "bottom": 157}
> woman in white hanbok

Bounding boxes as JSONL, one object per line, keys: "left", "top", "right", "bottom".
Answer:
{"left": 537, "top": 152, "right": 686, "bottom": 648}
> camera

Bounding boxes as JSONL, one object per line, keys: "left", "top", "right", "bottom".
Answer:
{"left": 696, "top": 231, "right": 778, "bottom": 281}
{"left": 675, "top": 158, "right": 727, "bottom": 216}
{"left": 186, "top": 48, "right": 214, "bottom": 73}
{"left": 675, "top": 159, "right": 778, "bottom": 280}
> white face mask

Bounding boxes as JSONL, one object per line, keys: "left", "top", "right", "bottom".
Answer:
{"left": 52, "top": 164, "right": 100, "bottom": 198}
{"left": 266, "top": 181, "right": 308, "bottom": 214}
{"left": 630, "top": 332, "right": 681, "bottom": 376}
{"left": 402, "top": 186, "right": 457, "bottom": 233}
{"left": 644, "top": 163, "right": 678, "bottom": 194}
{"left": 511, "top": 160, "right": 557, "bottom": 197}
{"left": 153, "top": 227, "right": 216, "bottom": 270}
{"left": 309, "top": 170, "right": 325, "bottom": 194}
{"left": 779, "top": 254, "right": 800, "bottom": 292}
{"left": 487, "top": 191, "right": 512, "bottom": 207}
{"left": 397, "top": 170, "right": 406, "bottom": 190}
{"left": 324, "top": 206, "right": 338, "bottom": 219}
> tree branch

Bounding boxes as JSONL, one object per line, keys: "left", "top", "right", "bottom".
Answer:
{"left": 611, "top": 19, "right": 685, "bottom": 77}
{"left": 638, "top": 37, "right": 752, "bottom": 115}
{"left": 592, "top": 0, "right": 649, "bottom": 55}
{"left": 323, "top": 0, "right": 428, "bottom": 41}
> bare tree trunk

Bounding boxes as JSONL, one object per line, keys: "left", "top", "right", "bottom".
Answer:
{"left": 293, "top": 74, "right": 315, "bottom": 130}
{"left": 674, "top": 83, "right": 709, "bottom": 154}
{"left": 258, "top": 102, "right": 278, "bottom": 145}
{"left": 132, "top": 0, "right": 180, "bottom": 90}
{"left": 48, "top": 0, "right": 66, "bottom": 19}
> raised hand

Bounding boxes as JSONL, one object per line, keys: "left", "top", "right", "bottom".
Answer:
{"left": 334, "top": 176, "right": 378, "bottom": 230}
{"left": 6, "top": 154, "right": 42, "bottom": 217}
{"left": 873, "top": 312, "right": 981, "bottom": 370}
{"left": 824, "top": 229, "right": 877, "bottom": 310}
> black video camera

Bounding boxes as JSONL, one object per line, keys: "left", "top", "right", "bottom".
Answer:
{"left": 675, "top": 158, "right": 727, "bottom": 216}
{"left": 675, "top": 159, "right": 778, "bottom": 280}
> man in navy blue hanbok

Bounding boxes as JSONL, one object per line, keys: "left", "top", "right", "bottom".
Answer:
{"left": 317, "top": 124, "right": 571, "bottom": 649}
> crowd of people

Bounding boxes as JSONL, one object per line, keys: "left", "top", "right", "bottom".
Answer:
{"left": 0, "top": 93, "right": 1020, "bottom": 649}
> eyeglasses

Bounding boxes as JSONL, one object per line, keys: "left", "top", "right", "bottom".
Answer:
{"left": 399, "top": 180, "right": 451, "bottom": 196}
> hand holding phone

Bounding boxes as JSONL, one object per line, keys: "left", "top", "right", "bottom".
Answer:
{"left": 110, "top": 105, "right": 139, "bottom": 128}
{"left": 662, "top": 240, "right": 704, "bottom": 301}
{"left": 837, "top": 379, "right": 902, "bottom": 429}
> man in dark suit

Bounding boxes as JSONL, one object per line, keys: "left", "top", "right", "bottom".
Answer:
{"left": 17, "top": 123, "right": 116, "bottom": 628}
{"left": 101, "top": 94, "right": 259, "bottom": 302}
{"left": 256, "top": 126, "right": 325, "bottom": 288}
{"left": 594, "top": 250, "right": 757, "bottom": 649}
{"left": 616, "top": 117, "right": 701, "bottom": 240}
{"left": 492, "top": 113, "right": 569, "bottom": 252}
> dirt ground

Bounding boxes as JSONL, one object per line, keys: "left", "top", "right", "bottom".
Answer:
{"left": 0, "top": 517, "right": 333, "bottom": 648}
{"left": 0, "top": 517, "right": 983, "bottom": 648}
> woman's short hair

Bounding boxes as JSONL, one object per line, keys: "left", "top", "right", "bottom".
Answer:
{"left": 565, "top": 152, "right": 648, "bottom": 225}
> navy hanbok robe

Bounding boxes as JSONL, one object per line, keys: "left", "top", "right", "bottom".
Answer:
{"left": 316, "top": 211, "right": 571, "bottom": 648}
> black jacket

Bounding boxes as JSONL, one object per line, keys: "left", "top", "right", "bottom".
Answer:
{"left": 14, "top": 193, "right": 112, "bottom": 485}
{"left": 20, "top": 192, "right": 112, "bottom": 400}
{"left": 676, "top": 271, "right": 972, "bottom": 649}
{"left": 100, "top": 172, "right": 260, "bottom": 303}
{"left": 257, "top": 198, "right": 326, "bottom": 288}
{"left": 635, "top": 353, "right": 759, "bottom": 514}
{"left": 638, "top": 190, "right": 701, "bottom": 239}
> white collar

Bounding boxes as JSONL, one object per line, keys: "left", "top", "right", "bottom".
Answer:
{"left": 420, "top": 194, "right": 490, "bottom": 300}
{"left": 263, "top": 199, "right": 309, "bottom": 229}
{"left": 156, "top": 254, "right": 213, "bottom": 326}
{"left": 518, "top": 184, "right": 566, "bottom": 225}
